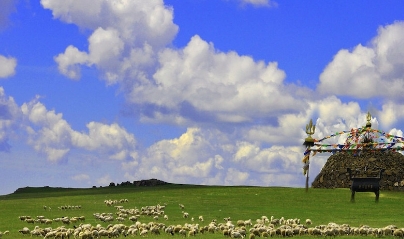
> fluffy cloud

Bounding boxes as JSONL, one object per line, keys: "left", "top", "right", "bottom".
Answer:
{"left": 318, "top": 21, "right": 404, "bottom": 99}
{"left": 72, "top": 122, "right": 138, "bottom": 160}
{"left": 378, "top": 101, "right": 404, "bottom": 129}
{"left": 41, "top": 0, "right": 178, "bottom": 48}
{"left": 0, "top": 55, "right": 17, "bottom": 78}
{"left": 45, "top": 0, "right": 178, "bottom": 84}
{"left": 122, "top": 126, "right": 308, "bottom": 187}
{"left": 21, "top": 100, "right": 137, "bottom": 162}
{"left": 47, "top": 0, "right": 309, "bottom": 125}
{"left": 129, "top": 128, "right": 217, "bottom": 182}
{"left": 130, "top": 35, "right": 309, "bottom": 124}
{"left": 0, "top": 87, "right": 20, "bottom": 151}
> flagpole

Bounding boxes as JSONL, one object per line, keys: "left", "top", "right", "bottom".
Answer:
{"left": 303, "top": 119, "right": 315, "bottom": 192}
{"left": 305, "top": 152, "right": 310, "bottom": 192}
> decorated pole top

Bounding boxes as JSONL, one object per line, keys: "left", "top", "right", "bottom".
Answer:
{"left": 366, "top": 111, "right": 372, "bottom": 128}
{"left": 303, "top": 119, "right": 316, "bottom": 148}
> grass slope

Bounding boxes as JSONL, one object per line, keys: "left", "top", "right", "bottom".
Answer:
{"left": 0, "top": 185, "right": 403, "bottom": 238}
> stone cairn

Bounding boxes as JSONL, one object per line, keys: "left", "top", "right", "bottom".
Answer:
{"left": 311, "top": 151, "right": 404, "bottom": 191}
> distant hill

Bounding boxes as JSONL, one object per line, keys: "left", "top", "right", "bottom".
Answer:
{"left": 13, "top": 178, "right": 171, "bottom": 194}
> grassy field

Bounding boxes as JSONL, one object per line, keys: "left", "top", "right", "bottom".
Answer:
{"left": 0, "top": 184, "right": 403, "bottom": 238}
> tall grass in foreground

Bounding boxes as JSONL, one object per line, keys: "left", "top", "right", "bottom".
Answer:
{"left": 0, "top": 185, "right": 403, "bottom": 239}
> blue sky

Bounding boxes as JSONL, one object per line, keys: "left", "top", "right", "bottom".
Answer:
{"left": 0, "top": 0, "right": 404, "bottom": 195}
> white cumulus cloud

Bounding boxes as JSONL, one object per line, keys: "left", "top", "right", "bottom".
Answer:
{"left": 318, "top": 21, "right": 404, "bottom": 99}
{"left": 130, "top": 35, "right": 309, "bottom": 124}
{"left": 0, "top": 55, "right": 17, "bottom": 78}
{"left": 21, "top": 100, "right": 137, "bottom": 162}
{"left": 44, "top": 0, "right": 178, "bottom": 84}
{"left": 46, "top": 0, "right": 310, "bottom": 125}
{"left": 0, "top": 87, "right": 21, "bottom": 151}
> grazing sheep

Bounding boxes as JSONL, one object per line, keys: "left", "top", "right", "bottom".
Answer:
{"left": 98, "top": 229, "right": 110, "bottom": 238}
{"left": 183, "top": 212, "right": 189, "bottom": 218}
{"left": 129, "top": 216, "right": 138, "bottom": 222}
{"left": 179, "top": 204, "right": 185, "bottom": 209}
{"left": 208, "top": 226, "right": 216, "bottom": 233}
{"left": 44, "top": 231, "right": 57, "bottom": 239}
{"left": 299, "top": 228, "right": 307, "bottom": 236}
{"left": 188, "top": 229, "right": 197, "bottom": 237}
{"left": 91, "top": 230, "right": 99, "bottom": 238}
{"left": 270, "top": 218, "right": 280, "bottom": 226}
{"left": 237, "top": 220, "right": 245, "bottom": 227}
{"left": 269, "top": 229, "right": 277, "bottom": 237}
{"left": 18, "top": 227, "right": 31, "bottom": 235}
{"left": 393, "top": 229, "right": 404, "bottom": 238}
{"left": 251, "top": 229, "right": 260, "bottom": 236}
{"left": 199, "top": 216, "right": 204, "bottom": 222}
{"left": 151, "top": 226, "right": 161, "bottom": 235}
{"left": 261, "top": 231, "right": 269, "bottom": 238}
{"left": 285, "top": 229, "right": 294, "bottom": 237}
{"left": 25, "top": 218, "right": 35, "bottom": 224}
{"left": 231, "top": 231, "right": 244, "bottom": 238}
{"left": 179, "top": 229, "right": 187, "bottom": 237}
{"left": 305, "top": 219, "right": 312, "bottom": 225}
{"left": 109, "top": 229, "right": 120, "bottom": 238}
{"left": 19, "top": 227, "right": 30, "bottom": 235}
{"left": 139, "top": 229, "right": 149, "bottom": 237}
{"left": 127, "top": 228, "right": 138, "bottom": 236}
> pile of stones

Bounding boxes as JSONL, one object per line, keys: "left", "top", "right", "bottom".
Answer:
{"left": 311, "top": 151, "right": 404, "bottom": 191}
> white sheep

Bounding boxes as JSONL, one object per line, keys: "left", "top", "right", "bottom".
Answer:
{"left": 179, "top": 229, "right": 187, "bottom": 237}
{"left": 129, "top": 216, "right": 138, "bottom": 222}
{"left": 19, "top": 227, "right": 30, "bottom": 235}
{"left": 98, "top": 229, "right": 110, "bottom": 237}
{"left": 393, "top": 229, "right": 404, "bottom": 238}
{"left": 231, "top": 231, "right": 244, "bottom": 238}
{"left": 140, "top": 229, "right": 149, "bottom": 237}
{"left": 127, "top": 228, "right": 138, "bottom": 236}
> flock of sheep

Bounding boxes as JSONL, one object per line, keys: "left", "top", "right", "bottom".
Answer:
{"left": 3, "top": 198, "right": 404, "bottom": 239}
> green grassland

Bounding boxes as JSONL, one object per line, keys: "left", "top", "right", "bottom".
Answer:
{"left": 0, "top": 184, "right": 403, "bottom": 238}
